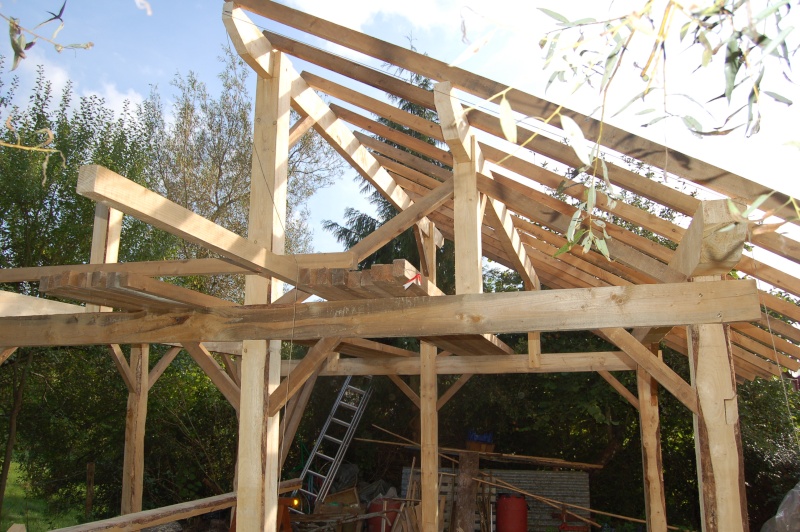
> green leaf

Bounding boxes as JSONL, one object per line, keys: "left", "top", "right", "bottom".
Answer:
{"left": 612, "top": 88, "right": 653, "bottom": 118}
{"left": 764, "top": 91, "right": 793, "bottom": 105}
{"left": 759, "top": 26, "right": 795, "bottom": 59}
{"left": 600, "top": 40, "right": 624, "bottom": 92}
{"left": 560, "top": 114, "right": 592, "bottom": 166}
{"left": 635, "top": 108, "right": 656, "bottom": 115}
{"left": 586, "top": 184, "right": 596, "bottom": 212}
{"left": 538, "top": 8, "right": 569, "bottom": 23}
{"left": 741, "top": 192, "right": 774, "bottom": 218}
{"left": 754, "top": 0, "right": 792, "bottom": 23}
{"left": 499, "top": 95, "right": 517, "bottom": 144}
{"left": 545, "top": 71, "right": 561, "bottom": 92}
{"left": 724, "top": 37, "right": 743, "bottom": 103}
{"left": 642, "top": 115, "right": 668, "bottom": 127}
{"left": 595, "top": 237, "right": 610, "bottom": 259}
{"left": 681, "top": 115, "right": 704, "bottom": 137}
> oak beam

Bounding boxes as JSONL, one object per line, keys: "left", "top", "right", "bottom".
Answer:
{"left": 183, "top": 343, "right": 241, "bottom": 412}
{"left": 0, "top": 290, "right": 89, "bottom": 317}
{"left": 108, "top": 344, "right": 135, "bottom": 393}
{"left": 0, "top": 347, "right": 18, "bottom": 366}
{"left": 0, "top": 281, "right": 761, "bottom": 347}
{"left": 436, "top": 374, "right": 473, "bottom": 410}
{"left": 121, "top": 344, "right": 148, "bottom": 515}
{"left": 148, "top": 346, "right": 182, "bottom": 391}
{"left": 87, "top": 204, "right": 123, "bottom": 313}
{"left": 638, "top": 351, "right": 667, "bottom": 532}
{"left": 597, "top": 370, "right": 639, "bottom": 410}
{"left": 388, "top": 375, "right": 421, "bottom": 408}
{"left": 420, "top": 341, "right": 439, "bottom": 531}
{"left": 267, "top": 336, "right": 340, "bottom": 416}
{"left": 223, "top": 3, "right": 273, "bottom": 78}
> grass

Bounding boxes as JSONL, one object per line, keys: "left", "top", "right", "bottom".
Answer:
{"left": 0, "top": 462, "right": 80, "bottom": 531}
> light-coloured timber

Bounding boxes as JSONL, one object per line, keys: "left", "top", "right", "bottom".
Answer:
{"left": 388, "top": 374, "right": 421, "bottom": 408}
{"left": 0, "top": 347, "right": 18, "bottom": 366}
{"left": 183, "top": 343, "right": 241, "bottom": 412}
{"left": 0, "top": 290, "right": 89, "bottom": 316}
{"left": 288, "top": 114, "right": 315, "bottom": 146}
{"left": 234, "top": 0, "right": 797, "bottom": 224}
{"left": 598, "top": 370, "right": 639, "bottom": 410}
{"left": 223, "top": 3, "right": 273, "bottom": 78}
{"left": 436, "top": 374, "right": 473, "bottom": 410}
{"left": 282, "top": 352, "right": 636, "bottom": 376}
{"left": 108, "top": 344, "right": 135, "bottom": 393}
{"left": 267, "top": 336, "right": 340, "bottom": 416}
{"left": 599, "top": 328, "right": 698, "bottom": 414}
{"left": 420, "top": 341, "right": 439, "bottom": 530}
{"left": 53, "top": 493, "right": 236, "bottom": 532}
{"left": 279, "top": 367, "right": 322, "bottom": 468}
{"left": 637, "top": 355, "right": 667, "bottom": 532}
{"left": 77, "top": 165, "right": 297, "bottom": 283}
{"left": 148, "top": 346, "right": 182, "bottom": 390}
{"left": 121, "top": 344, "right": 148, "bottom": 514}
{"left": 87, "top": 205, "right": 122, "bottom": 313}
{"left": 0, "top": 280, "right": 761, "bottom": 347}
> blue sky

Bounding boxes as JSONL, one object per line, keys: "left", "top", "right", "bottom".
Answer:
{"left": 2, "top": 0, "right": 799, "bottom": 255}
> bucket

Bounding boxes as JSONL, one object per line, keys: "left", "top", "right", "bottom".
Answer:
{"left": 367, "top": 498, "right": 402, "bottom": 532}
{"left": 496, "top": 493, "right": 527, "bottom": 532}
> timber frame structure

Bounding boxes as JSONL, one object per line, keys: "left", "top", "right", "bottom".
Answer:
{"left": 1, "top": 1, "right": 798, "bottom": 530}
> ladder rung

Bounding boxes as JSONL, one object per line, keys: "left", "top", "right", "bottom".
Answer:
{"left": 316, "top": 452, "right": 335, "bottom": 462}
{"left": 323, "top": 434, "right": 343, "bottom": 445}
{"left": 306, "top": 470, "right": 326, "bottom": 479}
{"left": 298, "top": 488, "right": 316, "bottom": 497}
{"left": 331, "top": 418, "right": 351, "bottom": 427}
{"left": 338, "top": 401, "right": 359, "bottom": 411}
{"left": 346, "top": 385, "right": 366, "bottom": 394}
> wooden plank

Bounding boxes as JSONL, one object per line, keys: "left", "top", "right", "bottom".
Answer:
{"left": 436, "top": 374, "right": 472, "bottom": 410}
{"left": 420, "top": 341, "right": 439, "bottom": 531}
{"left": 637, "top": 352, "right": 667, "bottom": 532}
{"left": 108, "top": 344, "right": 134, "bottom": 393}
{"left": 388, "top": 375, "right": 421, "bottom": 408}
{"left": 349, "top": 179, "right": 454, "bottom": 262}
{"left": 279, "top": 367, "right": 321, "bottom": 469}
{"left": 53, "top": 493, "right": 236, "bottom": 531}
{"left": 267, "top": 336, "right": 340, "bottom": 416}
{"left": 109, "top": 273, "right": 239, "bottom": 309}
{"left": 0, "top": 280, "right": 761, "bottom": 346}
{"left": 688, "top": 316, "right": 749, "bottom": 531}
{"left": 598, "top": 328, "right": 698, "bottom": 414}
{"left": 0, "top": 347, "right": 18, "bottom": 366}
{"left": 598, "top": 370, "right": 639, "bottom": 410}
{"left": 288, "top": 68, "right": 442, "bottom": 246}
{"left": 284, "top": 352, "right": 636, "bottom": 376}
{"left": 77, "top": 165, "right": 299, "bottom": 284}
{"left": 0, "top": 290, "right": 89, "bottom": 316}
{"left": 222, "top": 3, "right": 273, "bottom": 78}
{"left": 183, "top": 343, "right": 241, "bottom": 412}
{"left": 235, "top": 0, "right": 798, "bottom": 225}
{"left": 121, "top": 344, "right": 148, "bottom": 515}
{"left": 148, "top": 346, "right": 181, "bottom": 390}
{"left": 288, "top": 114, "right": 315, "bottom": 147}
{"left": 87, "top": 205, "right": 123, "bottom": 313}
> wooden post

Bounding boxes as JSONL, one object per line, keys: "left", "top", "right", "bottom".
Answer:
{"left": 121, "top": 344, "right": 149, "bottom": 514}
{"left": 637, "top": 347, "right": 667, "bottom": 532}
{"left": 236, "top": 45, "right": 291, "bottom": 530}
{"left": 87, "top": 204, "right": 122, "bottom": 313}
{"left": 85, "top": 462, "right": 95, "bottom": 519}
{"left": 454, "top": 451, "right": 479, "bottom": 532}
{"left": 420, "top": 341, "right": 439, "bottom": 531}
{"left": 688, "top": 297, "right": 749, "bottom": 532}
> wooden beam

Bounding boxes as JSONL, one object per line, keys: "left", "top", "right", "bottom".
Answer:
{"left": 279, "top": 366, "right": 321, "bottom": 469}
{"left": 436, "top": 373, "right": 473, "bottom": 410}
{"left": 121, "top": 344, "right": 148, "bottom": 515}
{"left": 235, "top": 0, "right": 798, "bottom": 225}
{"left": 598, "top": 370, "right": 639, "bottom": 410}
{"left": 0, "top": 290, "right": 89, "bottom": 317}
{"left": 108, "top": 344, "right": 135, "bottom": 393}
{"left": 0, "top": 281, "right": 760, "bottom": 347}
{"left": 598, "top": 328, "right": 698, "bottom": 414}
{"left": 388, "top": 375, "right": 421, "bottom": 408}
{"left": 420, "top": 341, "right": 439, "bottom": 530}
{"left": 222, "top": 3, "right": 273, "bottom": 78}
{"left": 53, "top": 492, "right": 236, "bottom": 532}
{"left": 87, "top": 205, "right": 123, "bottom": 313}
{"left": 77, "top": 165, "right": 300, "bottom": 284}
{"left": 286, "top": 352, "right": 636, "bottom": 376}
{"left": 349, "top": 179, "right": 454, "bottom": 263}
{"left": 637, "top": 350, "right": 667, "bottom": 532}
{"left": 454, "top": 452, "right": 479, "bottom": 532}
{"left": 288, "top": 114, "right": 315, "bottom": 147}
{"left": 148, "top": 346, "right": 181, "bottom": 391}
{"left": 688, "top": 318, "right": 749, "bottom": 531}
{"left": 183, "top": 343, "right": 241, "bottom": 412}
{"left": 0, "top": 347, "right": 18, "bottom": 366}
{"left": 267, "top": 336, "right": 340, "bottom": 416}
{"left": 287, "top": 67, "right": 442, "bottom": 246}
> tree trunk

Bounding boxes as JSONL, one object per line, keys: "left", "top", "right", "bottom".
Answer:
{"left": 0, "top": 349, "right": 34, "bottom": 518}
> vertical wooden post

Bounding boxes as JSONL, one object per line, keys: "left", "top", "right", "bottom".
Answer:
{"left": 420, "top": 341, "right": 439, "bottom": 531}
{"left": 688, "top": 303, "right": 749, "bottom": 532}
{"left": 121, "top": 344, "right": 148, "bottom": 514}
{"left": 237, "top": 47, "right": 291, "bottom": 531}
{"left": 638, "top": 347, "right": 667, "bottom": 532}
{"left": 87, "top": 204, "right": 122, "bottom": 313}
{"left": 453, "top": 135, "right": 483, "bottom": 295}
{"left": 85, "top": 462, "right": 95, "bottom": 519}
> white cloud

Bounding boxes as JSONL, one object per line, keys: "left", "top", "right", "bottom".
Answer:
{"left": 82, "top": 83, "right": 144, "bottom": 117}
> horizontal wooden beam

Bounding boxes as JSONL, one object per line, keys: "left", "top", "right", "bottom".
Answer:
{"left": 0, "top": 290, "right": 89, "bottom": 317}
{"left": 53, "top": 493, "right": 235, "bottom": 532}
{"left": 0, "top": 280, "right": 760, "bottom": 347}
{"left": 283, "top": 352, "right": 636, "bottom": 376}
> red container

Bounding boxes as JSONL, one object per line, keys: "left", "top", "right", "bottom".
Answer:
{"left": 496, "top": 493, "right": 527, "bottom": 532}
{"left": 367, "top": 498, "right": 402, "bottom": 532}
